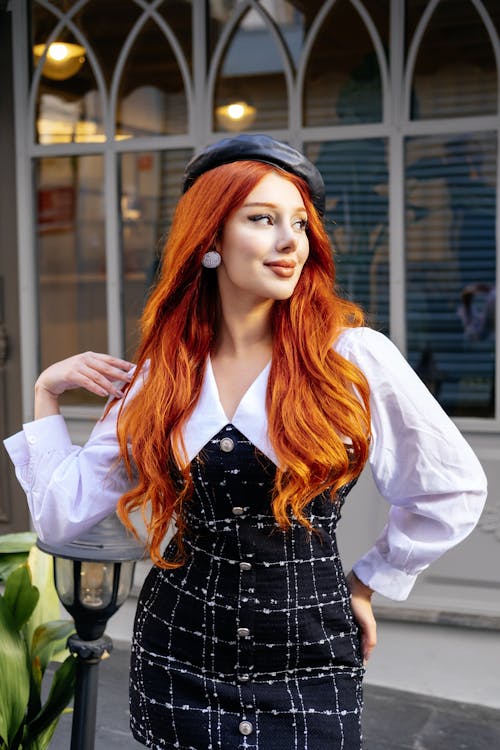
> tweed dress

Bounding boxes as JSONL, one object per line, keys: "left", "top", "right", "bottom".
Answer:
{"left": 130, "top": 424, "right": 364, "bottom": 750}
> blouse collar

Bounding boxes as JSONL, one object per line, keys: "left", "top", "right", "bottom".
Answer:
{"left": 182, "top": 358, "right": 278, "bottom": 466}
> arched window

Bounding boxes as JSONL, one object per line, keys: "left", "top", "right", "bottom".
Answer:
{"left": 211, "top": 3, "right": 292, "bottom": 132}
{"left": 303, "top": 0, "right": 385, "bottom": 126}
{"left": 409, "top": 0, "right": 497, "bottom": 119}
{"left": 115, "top": 14, "right": 190, "bottom": 137}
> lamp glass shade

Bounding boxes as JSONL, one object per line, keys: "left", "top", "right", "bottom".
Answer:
{"left": 52, "top": 559, "right": 137, "bottom": 640}
{"left": 80, "top": 561, "right": 114, "bottom": 609}
{"left": 116, "top": 562, "right": 135, "bottom": 606}
{"left": 54, "top": 557, "right": 74, "bottom": 606}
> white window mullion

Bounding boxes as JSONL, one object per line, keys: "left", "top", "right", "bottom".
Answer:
{"left": 12, "top": 1, "right": 38, "bottom": 422}
{"left": 388, "top": 133, "right": 405, "bottom": 352}
{"left": 388, "top": 0, "right": 406, "bottom": 353}
{"left": 105, "top": 148, "right": 123, "bottom": 357}
{"left": 192, "top": 1, "right": 208, "bottom": 144}
{"left": 404, "top": 115, "right": 500, "bottom": 136}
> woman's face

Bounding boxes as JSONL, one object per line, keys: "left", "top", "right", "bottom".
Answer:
{"left": 216, "top": 172, "right": 310, "bottom": 306}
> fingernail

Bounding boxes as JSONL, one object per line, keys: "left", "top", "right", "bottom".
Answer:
{"left": 115, "top": 390, "right": 125, "bottom": 398}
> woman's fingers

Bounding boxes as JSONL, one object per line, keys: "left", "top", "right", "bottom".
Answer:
{"left": 79, "top": 354, "right": 134, "bottom": 397}
{"left": 357, "top": 605, "right": 377, "bottom": 663}
{"left": 345, "top": 570, "right": 377, "bottom": 665}
{"left": 36, "top": 352, "right": 135, "bottom": 398}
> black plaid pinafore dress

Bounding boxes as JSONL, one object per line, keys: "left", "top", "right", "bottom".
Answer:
{"left": 130, "top": 425, "right": 364, "bottom": 750}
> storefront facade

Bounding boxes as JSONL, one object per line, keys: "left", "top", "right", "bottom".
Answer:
{"left": 1, "top": 0, "right": 499, "bottom": 621}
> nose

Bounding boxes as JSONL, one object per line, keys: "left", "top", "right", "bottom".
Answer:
{"left": 276, "top": 224, "right": 298, "bottom": 253}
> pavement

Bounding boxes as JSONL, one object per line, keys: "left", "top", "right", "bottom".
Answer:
{"left": 47, "top": 642, "right": 500, "bottom": 750}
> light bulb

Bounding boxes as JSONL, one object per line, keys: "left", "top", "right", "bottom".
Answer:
{"left": 227, "top": 103, "right": 245, "bottom": 120}
{"left": 48, "top": 43, "right": 70, "bottom": 62}
{"left": 80, "top": 562, "right": 114, "bottom": 609}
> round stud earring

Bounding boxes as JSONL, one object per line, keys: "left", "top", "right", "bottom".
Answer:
{"left": 201, "top": 250, "right": 221, "bottom": 269}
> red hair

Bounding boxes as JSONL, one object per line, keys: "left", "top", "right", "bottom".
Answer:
{"left": 115, "top": 161, "right": 371, "bottom": 567}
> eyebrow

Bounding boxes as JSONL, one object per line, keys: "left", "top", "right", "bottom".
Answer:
{"left": 242, "top": 201, "right": 307, "bottom": 212}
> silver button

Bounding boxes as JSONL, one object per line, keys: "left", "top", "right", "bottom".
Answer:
{"left": 239, "top": 721, "right": 253, "bottom": 736}
{"left": 237, "top": 674, "right": 250, "bottom": 682}
{"left": 237, "top": 627, "right": 250, "bottom": 638}
{"left": 219, "top": 437, "right": 235, "bottom": 452}
{"left": 232, "top": 506, "right": 244, "bottom": 516}
{"left": 239, "top": 562, "right": 252, "bottom": 571}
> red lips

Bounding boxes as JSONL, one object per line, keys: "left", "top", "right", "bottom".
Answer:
{"left": 264, "top": 260, "right": 296, "bottom": 277}
{"left": 264, "top": 260, "right": 296, "bottom": 269}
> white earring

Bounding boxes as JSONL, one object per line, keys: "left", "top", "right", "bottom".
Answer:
{"left": 201, "top": 250, "right": 221, "bottom": 269}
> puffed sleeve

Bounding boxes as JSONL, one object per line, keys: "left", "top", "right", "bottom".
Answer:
{"left": 2, "top": 366, "right": 146, "bottom": 546}
{"left": 335, "top": 327, "right": 488, "bottom": 601}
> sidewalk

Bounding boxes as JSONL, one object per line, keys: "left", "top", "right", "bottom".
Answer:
{"left": 48, "top": 643, "right": 500, "bottom": 750}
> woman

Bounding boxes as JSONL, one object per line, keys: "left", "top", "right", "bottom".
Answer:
{"left": 4, "top": 134, "right": 487, "bottom": 750}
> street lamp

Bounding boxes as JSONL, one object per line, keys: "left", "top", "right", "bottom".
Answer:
{"left": 37, "top": 514, "right": 145, "bottom": 750}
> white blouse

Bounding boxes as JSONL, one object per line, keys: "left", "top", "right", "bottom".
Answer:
{"left": 3, "top": 327, "right": 487, "bottom": 601}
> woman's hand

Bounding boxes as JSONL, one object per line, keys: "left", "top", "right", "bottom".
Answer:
{"left": 345, "top": 569, "right": 377, "bottom": 665}
{"left": 34, "top": 352, "right": 134, "bottom": 419}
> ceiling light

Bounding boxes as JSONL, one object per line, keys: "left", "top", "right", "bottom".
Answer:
{"left": 33, "top": 42, "right": 86, "bottom": 81}
{"left": 215, "top": 100, "right": 257, "bottom": 131}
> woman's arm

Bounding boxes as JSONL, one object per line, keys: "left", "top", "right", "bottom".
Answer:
{"left": 4, "top": 352, "right": 137, "bottom": 545}
{"left": 335, "top": 327, "right": 488, "bottom": 601}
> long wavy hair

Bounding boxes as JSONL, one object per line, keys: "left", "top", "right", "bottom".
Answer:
{"left": 115, "top": 160, "right": 371, "bottom": 567}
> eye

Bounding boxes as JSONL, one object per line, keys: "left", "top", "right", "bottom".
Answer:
{"left": 248, "top": 213, "right": 274, "bottom": 225}
{"left": 293, "top": 218, "right": 308, "bottom": 231}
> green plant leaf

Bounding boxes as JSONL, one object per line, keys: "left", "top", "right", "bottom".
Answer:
{"left": 23, "top": 654, "right": 76, "bottom": 745}
{"left": 27, "top": 655, "right": 43, "bottom": 724}
{"left": 3, "top": 564, "right": 40, "bottom": 631}
{"left": 23, "top": 716, "right": 62, "bottom": 750}
{"left": 24, "top": 547, "right": 67, "bottom": 658}
{"left": 31, "top": 620, "right": 75, "bottom": 676}
{"left": 0, "top": 532, "right": 37, "bottom": 554}
{"left": 0, "top": 596, "right": 30, "bottom": 747}
{"left": 0, "top": 553, "right": 30, "bottom": 582}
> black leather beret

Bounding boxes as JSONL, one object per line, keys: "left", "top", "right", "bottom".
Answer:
{"left": 183, "top": 133, "right": 325, "bottom": 215}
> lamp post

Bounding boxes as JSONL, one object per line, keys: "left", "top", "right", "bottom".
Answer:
{"left": 37, "top": 514, "right": 145, "bottom": 750}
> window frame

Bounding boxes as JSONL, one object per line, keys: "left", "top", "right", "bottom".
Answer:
{"left": 11, "top": 0, "right": 499, "bottom": 431}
